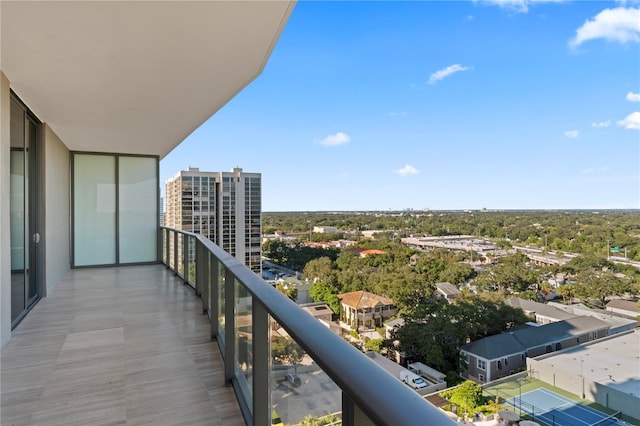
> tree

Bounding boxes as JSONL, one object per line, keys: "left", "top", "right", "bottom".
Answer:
{"left": 275, "top": 281, "right": 298, "bottom": 302}
{"left": 440, "top": 380, "right": 483, "bottom": 414}
{"left": 303, "top": 257, "right": 338, "bottom": 287}
{"left": 439, "top": 262, "right": 474, "bottom": 285}
{"left": 309, "top": 281, "right": 341, "bottom": 315}
{"left": 573, "top": 270, "right": 632, "bottom": 307}
{"left": 555, "top": 283, "right": 576, "bottom": 304}
{"left": 271, "top": 337, "right": 304, "bottom": 367}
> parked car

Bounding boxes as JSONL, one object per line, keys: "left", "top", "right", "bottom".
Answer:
{"left": 284, "top": 373, "right": 301, "bottom": 387}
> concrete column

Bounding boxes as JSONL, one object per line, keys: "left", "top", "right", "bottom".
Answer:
{"left": 0, "top": 71, "right": 12, "bottom": 348}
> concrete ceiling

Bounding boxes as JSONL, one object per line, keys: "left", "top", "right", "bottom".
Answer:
{"left": 1, "top": 1, "right": 295, "bottom": 158}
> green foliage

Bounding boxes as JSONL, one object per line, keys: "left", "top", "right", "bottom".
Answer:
{"left": 298, "top": 414, "right": 342, "bottom": 426}
{"left": 275, "top": 281, "right": 298, "bottom": 302}
{"left": 390, "top": 295, "right": 528, "bottom": 374}
{"left": 364, "top": 338, "right": 384, "bottom": 353}
{"left": 271, "top": 337, "right": 304, "bottom": 366}
{"left": 440, "top": 380, "right": 483, "bottom": 414}
{"left": 263, "top": 240, "right": 339, "bottom": 270}
{"left": 309, "top": 281, "right": 341, "bottom": 315}
{"left": 263, "top": 211, "right": 640, "bottom": 262}
{"left": 349, "top": 329, "right": 359, "bottom": 339}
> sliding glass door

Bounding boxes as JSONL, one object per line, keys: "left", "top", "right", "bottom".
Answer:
{"left": 10, "top": 95, "right": 41, "bottom": 327}
{"left": 72, "top": 153, "right": 158, "bottom": 267}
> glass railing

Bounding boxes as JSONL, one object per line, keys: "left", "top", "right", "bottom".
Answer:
{"left": 161, "top": 226, "right": 456, "bottom": 426}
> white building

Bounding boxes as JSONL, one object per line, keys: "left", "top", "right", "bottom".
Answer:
{"left": 165, "top": 167, "right": 261, "bottom": 274}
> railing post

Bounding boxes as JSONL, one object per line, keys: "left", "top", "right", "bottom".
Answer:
{"left": 224, "top": 267, "right": 235, "bottom": 384}
{"left": 252, "top": 302, "right": 269, "bottom": 426}
{"left": 342, "top": 392, "right": 354, "bottom": 426}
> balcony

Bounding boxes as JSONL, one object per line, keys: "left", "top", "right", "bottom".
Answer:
{"left": 1, "top": 227, "right": 455, "bottom": 425}
{"left": 1, "top": 265, "right": 242, "bottom": 426}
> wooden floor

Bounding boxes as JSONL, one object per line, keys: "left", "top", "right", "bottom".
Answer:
{"left": 1, "top": 265, "right": 244, "bottom": 426}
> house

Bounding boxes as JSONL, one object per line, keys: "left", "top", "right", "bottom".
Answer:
{"left": 435, "top": 282, "right": 461, "bottom": 302}
{"left": 460, "top": 316, "right": 610, "bottom": 383}
{"left": 505, "top": 297, "right": 576, "bottom": 325}
{"left": 338, "top": 290, "right": 397, "bottom": 331}
{"left": 605, "top": 300, "right": 639, "bottom": 318}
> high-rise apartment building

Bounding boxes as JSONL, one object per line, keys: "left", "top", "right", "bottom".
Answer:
{"left": 165, "top": 167, "right": 262, "bottom": 273}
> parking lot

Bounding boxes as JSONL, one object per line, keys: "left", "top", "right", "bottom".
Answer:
{"left": 272, "top": 369, "right": 341, "bottom": 425}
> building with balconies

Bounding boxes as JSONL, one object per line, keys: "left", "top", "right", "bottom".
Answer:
{"left": 165, "top": 167, "right": 262, "bottom": 274}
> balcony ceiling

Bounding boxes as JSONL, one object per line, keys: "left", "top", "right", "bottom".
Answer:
{"left": 1, "top": 1, "right": 295, "bottom": 158}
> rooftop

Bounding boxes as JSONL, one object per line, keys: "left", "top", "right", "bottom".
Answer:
{"left": 534, "top": 331, "right": 640, "bottom": 397}
{"left": 338, "top": 290, "right": 393, "bottom": 309}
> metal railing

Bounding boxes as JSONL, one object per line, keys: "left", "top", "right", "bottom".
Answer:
{"left": 160, "top": 226, "right": 456, "bottom": 426}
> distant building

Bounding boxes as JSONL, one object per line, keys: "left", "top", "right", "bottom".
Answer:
{"left": 435, "top": 282, "right": 461, "bottom": 302}
{"left": 313, "top": 226, "right": 341, "bottom": 234}
{"left": 605, "top": 299, "right": 639, "bottom": 318}
{"left": 505, "top": 297, "right": 575, "bottom": 325}
{"left": 345, "top": 248, "right": 387, "bottom": 258}
{"left": 460, "top": 316, "right": 610, "bottom": 383}
{"left": 165, "top": 167, "right": 261, "bottom": 273}
{"left": 300, "top": 302, "right": 333, "bottom": 323}
{"left": 338, "top": 290, "right": 397, "bottom": 331}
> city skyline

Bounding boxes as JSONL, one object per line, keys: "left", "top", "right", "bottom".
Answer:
{"left": 160, "top": 1, "right": 639, "bottom": 211}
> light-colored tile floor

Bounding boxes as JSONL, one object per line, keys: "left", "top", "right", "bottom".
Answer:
{"left": 1, "top": 265, "right": 244, "bottom": 426}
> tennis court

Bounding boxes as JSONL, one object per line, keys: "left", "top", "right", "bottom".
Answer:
{"left": 505, "top": 388, "right": 622, "bottom": 426}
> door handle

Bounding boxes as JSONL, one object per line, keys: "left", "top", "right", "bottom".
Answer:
{"left": 33, "top": 233, "right": 40, "bottom": 243}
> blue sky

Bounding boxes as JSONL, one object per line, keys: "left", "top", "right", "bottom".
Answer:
{"left": 161, "top": 0, "right": 640, "bottom": 211}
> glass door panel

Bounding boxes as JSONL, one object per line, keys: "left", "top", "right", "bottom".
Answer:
{"left": 10, "top": 95, "right": 40, "bottom": 326}
{"left": 73, "top": 154, "right": 116, "bottom": 266}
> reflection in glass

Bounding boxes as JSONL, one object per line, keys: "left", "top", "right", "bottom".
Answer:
{"left": 235, "top": 279, "right": 253, "bottom": 398}
{"left": 218, "top": 263, "right": 226, "bottom": 338}
{"left": 270, "top": 315, "right": 341, "bottom": 425}
{"left": 187, "top": 236, "right": 196, "bottom": 285}
{"left": 177, "top": 233, "right": 184, "bottom": 278}
{"left": 10, "top": 96, "right": 26, "bottom": 322}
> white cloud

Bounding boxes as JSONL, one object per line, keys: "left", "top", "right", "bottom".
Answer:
{"left": 389, "top": 112, "right": 407, "bottom": 117}
{"left": 626, "top": 92, "right": 640, "bottom": 102}
{"left": 395, "top": 164, "right": 419, "bottom": 176}
{"left": 475, "top": 0, "right": 567, "bottom": 13}
{"left": 582, "top": 166, "right": 610, "bottom": 174}
{"left": 592, "top": 120, "right": 611, "bottom": 128}
{"left": 617, "top": 111, "right": 640, "bottom": 129}
{"left": 318, "top": 132, "right": 351, "bottom": 147}
{"left": 569, "top": 7, "right": 640, "bottom": 47}
{"left": 564, "top": 130, "right": 580, "bottom": 139}
{"left": 428, "top": 64, "right": 471, "bottom": 85}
